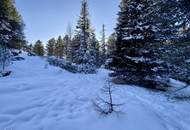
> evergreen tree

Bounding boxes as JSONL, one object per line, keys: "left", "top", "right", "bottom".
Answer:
{"left": 68, "top": 35, "right": 80, "bottom": 62}
{"left": 147, "top": 0, "right": 190, "bottom": 41}
{"left": 110, "top": 0, "right": 158, "bottom": 88}
{"left": 54, "top": 36, "right": 64, "bottom": 58}
{"left": 107, "top": 33, "right": 116, "bottom": 58}
{"left": 100, "top": 24, "right": 106, "bottom": 64}
{"left": 64, "top": 23, "right": 73, "bottom": 60}
{"left": 63, "top": 35, "right": 70, "bottom": 59}
{"left": 73, "top": 0, "right": 99, "bottom": 73}
{"left": 46, "top": 38, "right": 56, "bottom": 56}
{"left": 73, "top": 0, "right": 90, "bottom": 64}
{"left": 33, "top": 40, "right": 45, "bottom": 56}
{"left": 0, "top": 0, "right": 25, "bottom": 71}
{"left": 95, "top": 41, "right": 101, "bottom": 66}
{"left": 88, "top": 31, "right": 99, "bottom": 67}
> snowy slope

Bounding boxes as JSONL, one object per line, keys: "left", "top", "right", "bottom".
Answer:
{"left": 0, "top": 55, "right": 189, "bottom": 130}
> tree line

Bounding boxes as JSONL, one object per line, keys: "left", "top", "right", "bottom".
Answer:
{"left": 30, "top": 0, "right": 109, "bottom": 72}
{"left": 1, "top": 0, "right": 190, "bottom": 89}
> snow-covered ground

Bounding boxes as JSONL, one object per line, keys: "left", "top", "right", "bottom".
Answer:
{"left": 0, "top": 55, "right": 190, "bottom": 130}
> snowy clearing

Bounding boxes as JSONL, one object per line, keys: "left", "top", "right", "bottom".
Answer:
{"left": 0, "top": 55, "right": 190, "bottom": 130}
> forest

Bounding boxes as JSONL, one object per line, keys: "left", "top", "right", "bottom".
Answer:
{"left": 0, "top": 0, "right": 190, "bottom": 130}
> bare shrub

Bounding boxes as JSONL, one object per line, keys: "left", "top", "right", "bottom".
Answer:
{"left": 93, "top": 79, "right": 123, "bottom": 115}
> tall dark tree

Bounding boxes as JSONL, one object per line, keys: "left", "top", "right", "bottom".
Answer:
{"left": 147, "top": 0, "right": 190, "bottom": 41}
{"left": 100, "top": 24, "right": 106, "bottom": 64}
{"left": 0, "top": 0, "right": 25, "bottom": 72}
{"left": 73, "top": 0, "right": 99, "bottom": 73}
{"left": 33, "top": 40, "right": 45, "bottom": 56}
{"left": 69, "top": 35, "right": 80, "bottom": 62}
{"left": 54, "top": 36, "right": 64, "bottom": 58}
{"left": 46, "top": 38, "right": 56, "bottom": 56}
{"left": 107, "top": 33, "right": 116, "bottom": 58}
{"left": 63, "top": 35, "right": 69, "bottom": 58}
{"left": 110, "top": 0, "right": 159, "bottom": 88}
{"left": 73, "top": 0, "right": 91, "bottom": 64}
{"left": 64, "top": 23, "right": 73, "bottom": 60}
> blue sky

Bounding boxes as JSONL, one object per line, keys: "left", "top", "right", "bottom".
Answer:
{"left": 15, "top": 0, "right": 119, "bottom": 44}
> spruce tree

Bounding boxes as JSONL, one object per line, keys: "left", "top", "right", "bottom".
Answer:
{"left": 107, "top": 33, "right": 116, "bottom": 58}
{"left": 73, "top": 0, "right": 99, "bottom": 73}
{"left": 88, "top": 31, "right": 99, "bottom": 68}
{"left": 54, "top": 36, "right": 64, "bottom": 58}
{"left": 64, "top": 23, "right": 73, "bottom": 60}
{"left": 0, "top": 0, "right": 25, "bottom": 71}
{"left": 147, "top": 0, "right": 190, "bottom": 41}
{"left": 73, "top": 0, "right": 90, "bottom": 64}
{"left": 46, "top": 38, "right": 56, "bottom": 56}
{"left": 63, "top": 35, "right": 69, "bottom": 58}
{"left": 33, "top": 40, "right": 45, "bottom": 56}
{"left": 69, "top": 35, "right": 80, "bottom": 62}
{"left": 95, "top": 41, "right": 101, "bottom": 67}
{"left": 100, "top": 24, "right": 106, "bottom": 64}
{"left": 110, "top": 0, "right": 158, "bottom": 88}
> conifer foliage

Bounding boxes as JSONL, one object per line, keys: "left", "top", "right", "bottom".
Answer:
{"left": 72, "top": 0, "right": 99, "bottom": 73}
{"left": 33, "top": 40, "right": 45, "bottom": 56}
{"left": 46, "top": 38, "right": 56, "bottom": 56}
{"left": 100, "top": 24, "right": 106, "bottom": 64}
{"left": 54, "top": 36, "right": 64, "bottom": 58}
{"left": 108, "top": 0, "right": 190, "bottom": 90}
{"left": 109, "top": 0, "right": 162, "bottom": 89}
{"left": 106, "top": 33, "right": 116, "bottom": 58}
{"left": 0, "top": 0, "right": 25, "bottom": 72}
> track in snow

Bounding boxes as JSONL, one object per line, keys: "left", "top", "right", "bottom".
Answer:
{"left": 0, "top": 55, "right": 189, "bottom": 130}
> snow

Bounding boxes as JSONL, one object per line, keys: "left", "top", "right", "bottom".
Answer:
{"left": 125, "top": 55, "right": 151, "bottom": 63}
{"left": 185, "top": 59, "right": 190, "bottom": 63}
{"left": 0, "top": 55, "right": 190, "bottom": 130}
{"left": 175, "top": 21, "right": 183, "bottom": 26}
{"left": 124, "top": 35, "right": 144, "bottom": 40}
{"left": 0, "top": 20, "right": 11, "bottom": 32}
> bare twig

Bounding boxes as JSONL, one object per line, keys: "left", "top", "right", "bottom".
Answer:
{"left": 93, "top": 79, "right": 124, "bottom": 115}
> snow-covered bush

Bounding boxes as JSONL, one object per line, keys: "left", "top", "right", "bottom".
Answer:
{"left": 47, "top": 57, "right": 78, "bottom": 73}
{"left": 77, "top": 63, "right": 97, "bottom": 74}
{"left": 47, "top": 56, "right": 98, "bottom": 74}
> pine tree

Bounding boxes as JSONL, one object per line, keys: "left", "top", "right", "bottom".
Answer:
{"left": 100, "top": 24, "right": 106, "bottom": 64}
{"left": 147, "top": 0, "right": 190, "bottom": 41}
{"left": 64, "top": 23, "right": 73, "bottom": 60}
{"left": 95, "top": 41, "right": 101, "bottom": 66}
{"left": 33, "top": 40, "right": 45, "bottom": 56}
{"left": 73, "top": 0, "right": 99, "bottom": 73}
{"left": 0, "top": 0, "right": 24, "bottom": 71}
{"left": 107, "top": 33, "right": 116, "bottom": 58}
{"left": 46, "top": 38, "right": 56, "bottom": 56}
{"left": 54, "top": 36, "right": 64, "bottom": 58}
{"left": 63, "top": 35, "right": 69, "bottom": 59}
{"left": 110, "top": 0, "right": 158, "bottom": 88}
{"left": 88, "top": 31, "right": 99, "bottom": 68}
{"left": 0, "top": 0, "right": 25, "bottom": 49}
{"left": 73, "top": 0, "right": 90, "bottom": 64}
